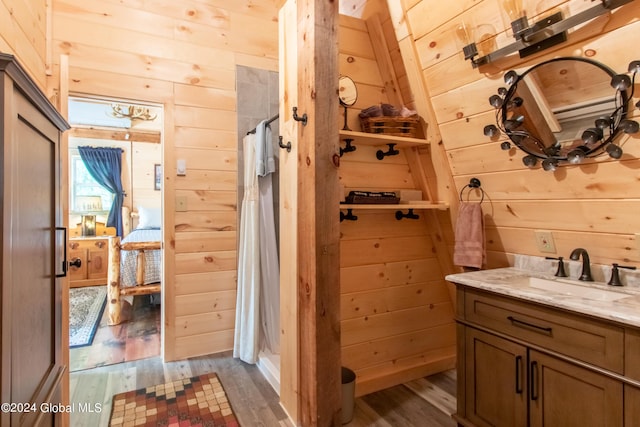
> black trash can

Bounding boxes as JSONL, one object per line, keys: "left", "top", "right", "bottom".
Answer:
{"left": 341, "top": 367, "right": 356, "bottom": 424}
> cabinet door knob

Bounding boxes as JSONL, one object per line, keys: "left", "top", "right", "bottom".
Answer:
{"left": 70, "top": 242, "right": 79, "bottom": 249}
{"left": 95, "top": 241, "right": 104, "bottom": 249}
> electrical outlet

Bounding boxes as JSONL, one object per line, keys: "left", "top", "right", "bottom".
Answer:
{"left": 535, "top": 230, "right": 556, "bottom": 253}
{"left": 176, "top": 196, "right": 188, "bottom": 212}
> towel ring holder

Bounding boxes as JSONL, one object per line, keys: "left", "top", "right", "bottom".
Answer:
{"left": 459, "top": 177, "right": 485, "bottom": 203}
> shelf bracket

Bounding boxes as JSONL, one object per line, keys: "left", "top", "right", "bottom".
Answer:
{"left": 395, "top": 209, "right": 419, "bottom": 220}
{"left": 340, "top": 209, "right": 358, "bottom": 222}
{"left": 376, "top": 143, "right": 399, "bottom": 160}
{"left": 340, "top": 138, "right": 356, "bottom": 157}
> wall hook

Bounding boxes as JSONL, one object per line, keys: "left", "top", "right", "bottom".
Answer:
{"left": 292, "top": 107, "right": 308, "bottom": 126}
{"left": 395, "top": 209, "right": 419, "bottom": 220}
{"left": 376, "top": 143, "right": 400, "bottom": 160}
{"left": 278, "top": 135, "right": 292, "bottom": 153}
{"left": 340, "top": 209, "right": 358, "bottom": 222}
{"left": 340, "top": 138, "right": 357, "bottom": 157}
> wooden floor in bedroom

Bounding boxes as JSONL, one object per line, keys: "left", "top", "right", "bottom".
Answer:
{"left": 70, "top": 294, "right": 161, "bottom": 372}
{"left": 70, "top": 349, "right": 457, "bottom": 427}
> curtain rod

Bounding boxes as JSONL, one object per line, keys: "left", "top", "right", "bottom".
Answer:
{"left": 247, "top": 113, "right": 279, "bottom": 135}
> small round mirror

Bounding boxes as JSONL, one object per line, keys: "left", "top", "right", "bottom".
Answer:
{"left": 339, "top": 76, "right": 358, "bottom": 107}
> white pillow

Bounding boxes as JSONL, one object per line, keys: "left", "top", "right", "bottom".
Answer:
{"left": 137, "top": 206, "right": 162, "bottom": 229}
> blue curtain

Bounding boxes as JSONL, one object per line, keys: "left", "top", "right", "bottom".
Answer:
{"left": 78, "top": 146, "right": 125, "bottom": 236}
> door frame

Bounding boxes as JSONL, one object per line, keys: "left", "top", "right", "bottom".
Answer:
{"left": 63, "top": 93, "right": 165, "bottom": 365}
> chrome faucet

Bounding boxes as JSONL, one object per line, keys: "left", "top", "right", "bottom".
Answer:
{"left": 570, "top": 248, "right": 593, "bottom": 281}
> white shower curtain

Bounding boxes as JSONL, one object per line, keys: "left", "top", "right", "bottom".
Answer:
{"left": 234, "top": 131, "right": 261, "bottom": 364}
{"left": 234, "top": 120, "right": 280, "bottom": 364}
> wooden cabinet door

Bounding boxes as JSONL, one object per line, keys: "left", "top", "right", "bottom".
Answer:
{"left": 68, "top": 248, "right": 87, "bottom": 282}
{"left": 87, "top": 241, "right": 107, "bottom": 280}
{"left": 625, "top": 385, "right": 640, "bottom": 427}
{"left": 4, "top": 86, "right": 64, "bottom": 427}
{"left": 464, "top": 327, "right": 528, "bottom": 427}
{"left": 529, "top": 350, "right": 623, "bottom": 427}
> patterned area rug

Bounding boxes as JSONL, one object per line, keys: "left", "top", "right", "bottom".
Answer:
{"left": 109, "top": 373, "right": 240, "bottom": 427}
{"left": 69, "top": 286, "right": 107, "bottom": 348}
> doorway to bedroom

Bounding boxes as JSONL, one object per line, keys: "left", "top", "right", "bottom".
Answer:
{"left": 66, "top": 96, "right": 164, "bottom": 372}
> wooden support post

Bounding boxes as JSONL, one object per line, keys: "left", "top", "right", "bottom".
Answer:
{"left": 136, "top": 251, "right": 145, "bottom": 285}
{"left": 296, "top": 0, "right": 341, "bottom": 425}
{"left": 107, "top": 236, "right": 121, "bottom": 325}
{"left": 366, "top": 14, "right": 404, "bottom": 108}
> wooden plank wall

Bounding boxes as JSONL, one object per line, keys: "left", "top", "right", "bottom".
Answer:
{"left": 47, "top": 0, "right": 280, "bottom": 361}
{"left": 0, "top": 0, "right": 48, "bottom": 89}
{"left": 339, "top": 13, "right": 456, "bottom": 397}
{"left": 131, "top": 142, "right": 162, "bottom": 211}
{"left": 395, "top": 0, "right": 640, "bottom": 268}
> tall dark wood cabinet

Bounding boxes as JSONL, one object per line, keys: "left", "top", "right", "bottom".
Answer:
{"left": 0, "top": 54, "right": 69, "bottom": 426}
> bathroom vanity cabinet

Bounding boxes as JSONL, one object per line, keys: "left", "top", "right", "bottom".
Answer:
{"left": 453, "top": 284, "right": 640, "bottom": 427}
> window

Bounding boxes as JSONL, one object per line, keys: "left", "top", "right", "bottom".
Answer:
{"left": 70, "top": 153, "right": 113, "bottom": 213}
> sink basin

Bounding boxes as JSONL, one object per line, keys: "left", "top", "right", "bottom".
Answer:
{"left": 527, "top": 277, "right": 630, "bottom": 302}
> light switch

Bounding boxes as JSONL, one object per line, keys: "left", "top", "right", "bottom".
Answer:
{"left": 177, "top": 159, "right": 186, "bottom": 176}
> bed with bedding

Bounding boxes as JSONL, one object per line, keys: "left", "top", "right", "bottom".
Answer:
{"left": 107, "top": 206, "right": 162, "bottom": 325}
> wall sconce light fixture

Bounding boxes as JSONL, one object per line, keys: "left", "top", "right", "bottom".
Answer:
{"left": 485, "top": 57, "right": 639, "bottom": 171}
{"left": 462, "top": 0, "right": 634, "bottom": 68}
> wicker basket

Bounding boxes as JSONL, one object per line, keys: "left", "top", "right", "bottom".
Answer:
{"left": 360, "top": 116, "right": 420, "bottom": 138}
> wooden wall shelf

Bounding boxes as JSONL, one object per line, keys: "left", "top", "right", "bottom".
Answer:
{"left": 340, "top": 201, "right": 448, "bottom": 210}
{"left": 339, "top": 130, "right": 429, "bottom": 148}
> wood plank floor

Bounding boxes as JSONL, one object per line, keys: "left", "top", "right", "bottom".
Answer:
{"left": 69, "top": 293, "right": 457, "bottom": 426}
{"left": 69, "top": 351, "right": 457, "bottom": 426}
{"left": 70, "top": 295, "right": 161, "bottom": 372}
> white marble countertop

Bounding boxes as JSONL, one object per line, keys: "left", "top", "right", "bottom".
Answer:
{"left": 446, "top": 267, "right": 640, "bottom": 329}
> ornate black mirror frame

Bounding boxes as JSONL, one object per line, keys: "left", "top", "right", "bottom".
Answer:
{"left": 484, "top": 57, "right": 640, "bottom": 171}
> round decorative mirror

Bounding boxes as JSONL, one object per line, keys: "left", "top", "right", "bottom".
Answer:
{"left": 339, "top": 76, "right": 358, "bottom": 131}
{"left": 339, "top": 75, "right": 358, "bottom": 107}
{"left": 484, "top": 57, "right": 640, "bottom": 171}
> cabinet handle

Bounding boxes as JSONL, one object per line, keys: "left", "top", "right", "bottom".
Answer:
{"left": 95, "top": 241, "right": 104, "bottom": 249}
{"left": 530, "top": 361, "right": 539, "bottom": 401}
{"left": 507, "top": 316, "right": 553, "bottom": 336}
{"left": 515, "top": 355, "right": 523, "bottom": 394}
{"left": 56, "top": 227, "right": 68, "bottom": 278}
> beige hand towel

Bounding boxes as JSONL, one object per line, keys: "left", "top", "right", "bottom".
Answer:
{"left": 453, "top": 202, "right": 486, "bottom": 269}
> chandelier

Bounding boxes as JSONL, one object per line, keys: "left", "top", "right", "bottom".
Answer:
{"left": 109, "top": 104, "right": 157, "bottom": 121}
